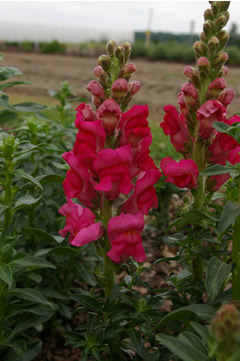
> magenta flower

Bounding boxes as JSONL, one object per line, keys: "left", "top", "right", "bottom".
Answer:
{"left": 119, "top": 105, "right": 150, "bottom": 147}
{"left": 93, "top": 145, "right": 134, "bottom": 200}
{"left": 197, "top": 100, "right": 227, "bottom": 139}
{"left": 59, "top": 199, "right": 103, "bottom": 247}
{"left": 122, "top": 169, "right": 161, "bottom": 214}
{"left": 160, "top": 105, "right": 192, "bottom": 154}
{"left": 73, "top": 119, "right": 106, "bottom": 163}
{"left": 107, "top": 212, "right": 146, "bottom": 263}
{"left": 132, "top": 135, "right": 158, "bottom": 177}
{"left": 75, "top": 103, "right": 97, "bottom": 125}
{"left": 97, "top": 98, "right": 121, "bottom": 134}
{"left": 62, "top": 152, "right": 96, "bottom": 207}
{"left": 160, "top": 157, "right": 199, "bottom": 189}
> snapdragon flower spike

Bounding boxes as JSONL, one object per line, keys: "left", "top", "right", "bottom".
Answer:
{"left": 59, "top": 199, "right": 103, "bottom": 247}
{"left": 60, "top": 40, "right": 159, "bottom": 269}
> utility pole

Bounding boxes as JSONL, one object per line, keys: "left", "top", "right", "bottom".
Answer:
{"left": 145, "top": 8, "right": 153, "bottom": 46}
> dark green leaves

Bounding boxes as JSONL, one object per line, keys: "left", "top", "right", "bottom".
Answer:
{"left": 217, "top": 201, "right": 240, "bottom": 234}
{"left": 205, "top": 257, "right": 231, "bottom": 300}
{"left": 0, "top": 66, "right": 22, "bottom": 81}
{"left": 0, "top": 262, "right": 13, "bottom": 285}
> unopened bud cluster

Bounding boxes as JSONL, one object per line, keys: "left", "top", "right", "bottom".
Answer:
{"left": 88, "top": 40, "right": 140, "bottom": 111}
{"left": 210, "top": 303, "right": 240, "bottom": 360}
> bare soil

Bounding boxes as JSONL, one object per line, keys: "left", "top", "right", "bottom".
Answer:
{"left": 2, "top": 51, "right": 240, "bottom": 122}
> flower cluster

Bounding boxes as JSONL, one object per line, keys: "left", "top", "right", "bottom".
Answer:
{"left": 160, "top": 1, "right": 239, "bottom": 191}
{"left": 59, "top": 41, "right": 161, "bottom": 263}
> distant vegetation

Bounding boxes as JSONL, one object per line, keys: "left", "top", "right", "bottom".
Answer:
{"left": 1, "top": 24, "right": 240, "bottom": 64}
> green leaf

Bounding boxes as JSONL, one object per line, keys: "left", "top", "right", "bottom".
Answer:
{"left": 0, "top": 205, "right": 9, "bottom": 215}
{"left": 156, "top": 304, "right": 215, "bottom": 329}
{"left": 12, "top": 312, "right": 55, "bottom": 336}
{"left": 0, "top": 262, "right": 13, "bottom": 285}
{"left": 13, "top": 102, "right": 46, "bottom": 112}
{"left": 9, "top": 288, "right": 52, "bottom": 306}
{"left": 71, "top": 294, "right": 104, "bottom": 314}
{"left": 10, "top": 256, "right": 56, "bottom": 269}
{"left": 212, "top": 121, "right": 229, "bottom": 133}
{"left": 15, "top": 169, "right": 43, "bottom": 190}
{"left": 205, "top": 257, "right": 231, "bottom": 301}
{"left": 13, "top": 195, "right": 42, "bottom": 211}
{"left": 0, "top": 110, "right": 17, "bottom": 123}
{"left": 0, "top": 97, "right": 14, "bottom": 110}
{"left": 157, "top": 334, "right": 210, "bottom": 361}
{"left": 171, "top": 211, "right": 215, "bottom": 230}
{"left": 0, "top": 66, "right": 22, "bottom": 81}
{"left": 217, "top": 201, "right": 240, "bottom": 234}
{"left": 0, "top": 80, "right": 31, "bottom": 90}
{"left": 4, "top": 340, "right": 42, "bottom": 361}
{"left": 201, "top": 164, "right": 237, "bottom": 176}
{"left": 37, "top": 173, "right": 65, "bottom": 185}
{"left": 23, "top": 228, "right": 64, "bottom": 243}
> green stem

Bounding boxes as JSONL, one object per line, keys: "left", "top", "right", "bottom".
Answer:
{"left": 101, "top": 197, "right": 115, "bottom": 299}
{"left": 0, "top": 281, "right": 7, "bottom": 341}
{"left": 4, "top": 171, "right": 13, "bottom": 228}
{"left": 232, "top": 186, "right": 240, "bottom": 301}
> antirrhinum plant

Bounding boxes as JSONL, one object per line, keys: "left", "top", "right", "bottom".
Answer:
{"left": 59, "top": 40, "right": 161, "bottom": 299}
{"left": 159, "top": 1, "right": 239, "bottom": 295}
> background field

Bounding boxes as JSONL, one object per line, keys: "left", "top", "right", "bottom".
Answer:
{"left": 2, "top": 51, "right": 240, "bottom": 123}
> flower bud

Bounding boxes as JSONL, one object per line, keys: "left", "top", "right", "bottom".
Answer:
{"left": 200, "top": 32, "right": 207, "bottom": 43}
{"left": 211, "top": 1, "right": 221, "bottom": 17}
{"left": 212, "top": 52, "right": 228, "bottom": 68}
{"left": 121, "top": 41, "right": 132, "bottom": 61}
{"left": 114, "top": 46, "right": 125, "bottom": 66}
{"left": 217, "top": 88, "right": 235, "bottom": 106}
{"left": 111, "top": 78, "right": 128, "bottom": 101}
{"left": 207, "top": 36, "right": 220, "bottom": 57}
{"left": 106, "top": 40, "right": 117, "bottom": 57}
{"left": 86, "top": 81, "right": 106, "bottom": 99}
{"left": 203, "top": 20, "right": 214, "bottom": 38}
{"left": 193, "top": 41, "right": 207, "bottom": 58}
{"left": 197, "top": 57, "right": 210, "bottom": 79}
{"left": 207, "top": 77, "right": 226, "bottom": 98}
{"left": 98, "top": 54, "right": 111, "bottom": 71}
{"left": 204, "top": 8, "right": 213, "bottom": 20}
{"left": 183, "top": 66, "right": 200, "bottom": 87}
{"left": 93, "top": 65, "right": 107, "bottom": 79}
{"left": 119, "top": 63, "right": 137, "bottom": 79}
{"left": 218, "top": 30, "right": 230, "bottom": 49}
{"left": 220, "top": 1, "right": 230, "bottom": 12}
{"left": 128, "top": 81, "right": 141, "bottom": 95}
{"left": 220, "top": 65, "right": 228, "bottom": 76}
{"left": 215, "top": 14, "right": 228, "bottom": 32}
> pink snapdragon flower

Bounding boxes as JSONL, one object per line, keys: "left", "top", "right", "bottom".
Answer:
{"left": 59, "top": 199, "right": 103, "bottom": 247}
{"left": 160, "top": 105, "right": 192, "bottom": 154}
{"left": 93, "top": 144, "right": 134, "bottom": 200}
{"left": 73, "top": 119, "right": 106, "bottom": 163}
{"left": 119, "top": 105, "right": 150, "bottom": 147}
{"left": 122, "top": 169, "right": 161, "bottom": 214}
{"left": 207, "top": 115, "right": 240, "bottom": 164}
{"left": 197, "top": 100, "right": 227, "bottom": 139}
{"left": 217, "top": 88, "right": 235, "bottom": 107}
{"left": 62, "top": 152, "right": 96, "bottom": 207}
{"left": 160, "top": 157, "right": 199, "bottom": 189}
{"left": 107, "top": 212, "right": 146, "bottom": 263}
{"left": 75, "top": 103, "right": 97, "bottom": 124}
{"left": 97, "top": 98, "right": 121, "bottom": 134}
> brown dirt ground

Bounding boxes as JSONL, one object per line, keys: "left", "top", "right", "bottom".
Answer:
{"left": 2, "top": 51, "right": 240, "bottom": 122}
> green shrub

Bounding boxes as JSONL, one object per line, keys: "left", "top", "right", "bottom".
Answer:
{"left": 21, "top": 41, "right": 35, "bottom": 52}
{"left": 226, "top": 45, "right": 240, "bottom": 64}
{"left": 131, "top": 40, "right": 148, "bottom": 57}
{"left": 40, "top": 40, "right": 66, "bottom": 54}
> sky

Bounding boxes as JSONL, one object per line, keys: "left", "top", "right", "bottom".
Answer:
{"left": 0, "top": 1, "right": 240, "bottom": 42}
